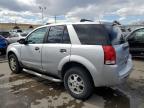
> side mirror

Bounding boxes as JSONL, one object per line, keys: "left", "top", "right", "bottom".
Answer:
{"left": 17, "top": 38, "right": 27, "bottom": 44}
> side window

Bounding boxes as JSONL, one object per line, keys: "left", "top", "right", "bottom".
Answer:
{"left": 47, "top": 25, "right": 70, "bottom": 44}
{"left": 73, "top": 24, "right": 110, "bottom": 45}
{"left": 27, "top": 27, "right": 47, "bottom": 44}
{"left": 63, "top": 27, "right": 70, "bottom": 43}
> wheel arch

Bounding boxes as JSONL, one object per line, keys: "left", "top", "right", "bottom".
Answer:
{"left": 7, "top": 47, "right": 20, "bottom": 61}
{"left": 8, "top": 51, "right": 15, "bottom": 57}
{"left": 7, "top": 50, "right": 21, "bottom": 66}
{"left": 59, "top": 55, "right": 101, "bottom": 86}
{"left": 60, "top": 61, "right": 97, "bottom": 86}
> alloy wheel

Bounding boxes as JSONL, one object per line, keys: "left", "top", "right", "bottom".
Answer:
{"left": 68, "top": 74, "right": 85, "bottom": 94}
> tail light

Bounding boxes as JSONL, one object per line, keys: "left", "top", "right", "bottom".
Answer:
{"left": 102, "top": 46, "right": 116, "bottom": 65}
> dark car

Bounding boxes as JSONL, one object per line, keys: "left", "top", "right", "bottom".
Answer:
{"left": 0, "top": 35, "right": 8, "bottom": 55}
{"left": 0, "top": 31, "right": 11, "bottom": 38}
{"left": 127, "top": 27, "right": 144, "bottom": 57}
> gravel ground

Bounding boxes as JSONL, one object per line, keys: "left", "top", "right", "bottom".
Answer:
{"left": 0, "top": 57, "right": 144, "bottom": 108}
{"left": 0, "top": 55, "right": 7, "bottom": 63}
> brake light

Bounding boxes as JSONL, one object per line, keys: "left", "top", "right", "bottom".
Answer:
{"left": 102, "top": 46, "right": 116, "bottom": 65}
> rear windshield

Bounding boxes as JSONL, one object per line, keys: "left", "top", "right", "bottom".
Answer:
{"left": 104, "top": 25, "right": 126, "bottom": 45}
{"left": 73, "top": 24, "right": 125, "bottom": 45}
{"left": 20, "top": 33, "right": 28, "bottom": 37}
{"left": 17, "top": 29, "right": 22, "bottom": 33}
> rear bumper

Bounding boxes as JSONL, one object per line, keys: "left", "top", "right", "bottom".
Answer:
{"left": 116, "top": 57, "right": 133, "bottom": 84}
{"left": 97, "top": 55, "right": 133, "bottom": 86}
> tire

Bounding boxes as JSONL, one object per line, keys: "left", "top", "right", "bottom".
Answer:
{"left": 64, "top": 67, "right": 93, "bottom": 100}
{"left": 8, "top": 54, "right": 22, "bottom": 73}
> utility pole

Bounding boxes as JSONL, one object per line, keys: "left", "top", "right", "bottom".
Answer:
{"left": 39, "top": 6, "right": 46, "bottom": 24}
{"left": 15, "top": 19, "right": 17, "bottom": 26}
{"left": 54, "top": 15, "right": 62, "bottom": 23}
{"left": 54, "top": 15, "right": 57, "bottom": 23}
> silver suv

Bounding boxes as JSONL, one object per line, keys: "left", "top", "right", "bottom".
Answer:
{"left": 7, "top": 22, "right": 133, "bottom": 99}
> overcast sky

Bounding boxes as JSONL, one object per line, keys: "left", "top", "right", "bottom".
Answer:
{"left": 0, "top": 0, "right": 144, "bottom": 24}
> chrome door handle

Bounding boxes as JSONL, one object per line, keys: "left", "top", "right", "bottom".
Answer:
{"left": 35, "top": 47, "right": 39, "bottom": 50}
{"left": 60, "top": 49, "right": 67, "bottom": 53}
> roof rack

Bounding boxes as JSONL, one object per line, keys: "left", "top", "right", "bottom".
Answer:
{"left": 80, "top": 19, "right": 93, "bottom": 22}
{"left": 112, "top": 20, "right": 121, "bottom": 26}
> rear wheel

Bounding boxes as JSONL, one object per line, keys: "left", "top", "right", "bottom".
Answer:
{"left": 64, "top": 67, "right": 93, "bottom": 100}
{"left": 8, "top": 54, "right": 22, "bottom": 73}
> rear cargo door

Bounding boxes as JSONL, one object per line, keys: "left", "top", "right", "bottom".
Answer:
{"left": 113, "top": 43, "right": 129, "bottom": 70}
{"left": 105, "top": 25, "right": 130, "bottom": 70}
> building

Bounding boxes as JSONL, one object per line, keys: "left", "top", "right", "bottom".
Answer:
{"left": 0, "top": 23, "right": 41, "bottom": 31}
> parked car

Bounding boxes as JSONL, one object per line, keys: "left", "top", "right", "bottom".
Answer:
{"left": 21, "top": 29, "right": 33, "bottom": 37}
{"left": 7, "top": 22, "right": 133, "bottom": 99}
{"left": 11, "top": 29, "right": 23, "bottom": 33}
{"left": 126, "top": 27, "right": 144, "bottom": 57}
{"left": 0, "top": 31, "right": 11, "bottom": 38}
{"left": 0, "top": 35, "right": 8, "bottom": 55}
{"left": 7, "top": 32, "right": 27, "bottom": 44}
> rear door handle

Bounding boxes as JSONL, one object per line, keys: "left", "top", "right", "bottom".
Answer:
{"left": 60, "top": 49, "right": 67, "bottom": 53}
{"left": 35, "top": 47, "right": 39, "bottom": 50}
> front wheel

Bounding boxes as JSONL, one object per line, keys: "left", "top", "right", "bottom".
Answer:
{"left": 64, "top": 67, "right": 93, "bottom": 100}
{"left": 8, "top": 54, "right": 22, "bottom": 73}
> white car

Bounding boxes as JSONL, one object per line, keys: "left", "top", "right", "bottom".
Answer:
{"left": 6, "top": 32, "right": 26, "bottom": 44}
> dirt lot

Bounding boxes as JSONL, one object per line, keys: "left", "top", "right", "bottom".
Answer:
{"left": 0, "top": 57, "right": 144, "bottom": 108}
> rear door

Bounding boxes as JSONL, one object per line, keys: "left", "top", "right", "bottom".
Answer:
{"left": 42, "top": 25, "right": 71, "bottom": 75}
{"left": 128, "top": 28, "right": 144, "bottom": 56}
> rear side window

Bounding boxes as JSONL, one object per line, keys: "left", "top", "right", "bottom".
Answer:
{"left": 73, "top": 24, "right": 110, "bottom": 45}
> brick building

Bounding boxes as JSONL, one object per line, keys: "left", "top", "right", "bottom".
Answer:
{"left": 0, "top": 23, "right": 41, "bottom": 31}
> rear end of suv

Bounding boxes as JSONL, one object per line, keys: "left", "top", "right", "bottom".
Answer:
{"left": 7, "top": 22, "right": 133, "bottom": 100}
{"left": 70, "top": 23, "right": 132, "bottom": 86}
{"left": 64, "top": 23, "right": 132, "bottom": 98}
